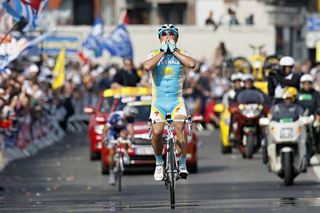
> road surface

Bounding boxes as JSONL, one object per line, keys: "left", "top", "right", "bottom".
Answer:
{"left": 1, "top": 131, "right": 320, "bottom": 212}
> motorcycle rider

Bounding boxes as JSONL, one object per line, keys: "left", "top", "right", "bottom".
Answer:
{"left": 268, "top": 56, "right": 301, "bottom": 104}
{"left": 223, "top": 73, "right": 243, "bottom": 106}
{"left": 229, "top": 74, "right": 265, "bottom": 141}
{"left": 297, "top": 74, "right": 320, "bottom": 156}
{"left": 104, "top": 105, "right": 138, "bottom": 185}
{"left": 222, "top": 73, "right": 243, "bottom": 141}
{"left": 270, "top": 87, "right": 304, "bottom": 123}
{"left": 235, "top": 74, "right": 264, "bottom": 101}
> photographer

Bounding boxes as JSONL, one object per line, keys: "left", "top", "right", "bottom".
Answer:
{"left": 267, "top": 56, "right": 301, "bottom": 104}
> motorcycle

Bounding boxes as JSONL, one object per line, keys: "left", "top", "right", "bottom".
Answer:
{"left": 259, "top": 114, "right": 314, "bottom": 185}
{"left": 230, "top": 89, "right": 267, "bottom": 158}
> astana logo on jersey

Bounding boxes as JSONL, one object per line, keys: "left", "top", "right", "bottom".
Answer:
{"left": 159, "top": 55, "right": 181, "bottom": 66}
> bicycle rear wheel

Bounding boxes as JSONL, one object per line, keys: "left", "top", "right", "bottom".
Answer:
{"left": 168, "top": 138, "right": 176, "bottom": 208}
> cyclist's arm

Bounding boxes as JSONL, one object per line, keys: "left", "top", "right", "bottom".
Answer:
{"left": 127, "top": 123, "right": 134, "bottom": 137}
{"left": 103, "top": 124, "right": 110, "bottom": 136}
{"left": 173, "top": 51, "right": 196, "bottom": 68}
{"left": 143, "top": 52, "right": 165, "bottom": 71}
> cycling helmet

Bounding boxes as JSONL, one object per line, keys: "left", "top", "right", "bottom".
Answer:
{"left": 300, "top": 74, "right": 314, "bottom": 84}
{"left": 242, "top": 74, "right": 254, "bottom": 82}
{"left": 231, "top": 73, "right": 243, "bottom": 82}
{"left": 282, "top": 87, "right": 298, "bottom": 100}
{"left": 158, "top": 24, "right": 179, "bottom": 38}
{"left": 279, "top": 56, "right": 295, "bottom": 67}
{"left": 123, "top": 106, "right": 138, "bottom": 117}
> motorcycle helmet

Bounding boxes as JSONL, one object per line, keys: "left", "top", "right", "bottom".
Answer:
{"left": 242, "top": 74, "right": 254, "bottom": 82}
{"left": 231, "top": 73, "right": 243, "bottom": 82}
{"left": 282, "top": 87, "right": 298, "bottom": 100}
{"left": 158, "top": 24, "right": 179, "bottom": 38}
{"left": 279, "top": 56, "right": 295, "bottom": 67}
{"left": 300, "top": 74, "right": 314, "bottom": 84}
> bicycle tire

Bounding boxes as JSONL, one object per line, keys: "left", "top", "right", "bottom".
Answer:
{"left": 117, "top": 156, "right": 122, "bottom": 192}
{"left": 168, "top": 138, "right": 175, "bottom": 208}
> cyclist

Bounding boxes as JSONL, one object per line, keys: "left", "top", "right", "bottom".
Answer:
{"left": 268, "top": 56, "right": 301, "bottom": 104}
{"left": 143, "top": 24, "right": 196, "bottom": 181}
{"left": 297, "top": 74, "right": 320, "bottom": 156}
{"left": 104, "top": 105, "right": 138, "bottom": 185}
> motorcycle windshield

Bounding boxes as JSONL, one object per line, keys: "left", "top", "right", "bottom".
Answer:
{"left": 236, "top": 90, "right": 264, "bottom": 104}
{"left": 270, "top": 104, "right": 301, "bottom": 122}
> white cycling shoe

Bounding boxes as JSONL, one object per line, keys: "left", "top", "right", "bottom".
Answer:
{"left": 154, "top": 164, "right": 164, "bottom": 181}
{"left": 179, "top": 165, "right": 189, "bottom": 179}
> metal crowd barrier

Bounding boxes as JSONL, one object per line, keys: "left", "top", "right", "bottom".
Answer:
{"left": 0, "top": 93, "right": 98, "bottom": 171}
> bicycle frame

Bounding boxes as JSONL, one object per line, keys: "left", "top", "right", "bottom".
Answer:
{"left": 164, "top": 116, "right": 178, "bottom": 186}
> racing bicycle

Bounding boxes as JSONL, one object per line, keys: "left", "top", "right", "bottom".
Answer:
{"left": 111, "top": 138, "right": 130, "bottom": 192}
{"left": 149, "top": 114, "right": 192, "bottom": 209}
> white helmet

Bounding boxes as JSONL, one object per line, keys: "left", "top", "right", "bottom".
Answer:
{"left": 123, "top": 106, "right": 138, "bottom": 117}
{"left": 242, "top": 74, "right": 254, "bottom": 82}
{"left": 279, "top": 56, "right": 295, "bottom": 67}
{"left": 231, "top": 73, "right": 243, "bottom": 82}
{"left": 158, "top": 24, "right": 179, "bottom": 38}
{"left": 300, "top": 74, "right": 314, "bottom": 84}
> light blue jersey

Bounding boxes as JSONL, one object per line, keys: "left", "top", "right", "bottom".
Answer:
{"left": 147, "top": 49, "right": 188, "bottom": 120}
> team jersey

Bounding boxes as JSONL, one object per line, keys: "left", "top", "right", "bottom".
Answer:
{"left": 147, "top": 49, "right": 189, "bottom": 99}
{"left": 146, "top": 49, "right": 189, "bottom": 121}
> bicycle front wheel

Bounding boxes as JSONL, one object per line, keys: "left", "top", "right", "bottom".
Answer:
{"left": 116, "top": 156, "right": 122, "bottom": 192}
{"left": 168, "top": 138, "right": 176, "bottom": 208}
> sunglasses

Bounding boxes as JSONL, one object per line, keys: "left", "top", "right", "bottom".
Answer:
{"left": 161, "top": 31, "right": 175, "bottom": 37}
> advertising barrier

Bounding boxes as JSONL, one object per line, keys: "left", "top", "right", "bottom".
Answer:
{"left": 0, "top": 94, "right": 97, "bottom": 170}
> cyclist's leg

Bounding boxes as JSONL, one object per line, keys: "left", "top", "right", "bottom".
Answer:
{"left": 172, "top": 98, "right": 188, "bottom": 174}
{"left": 150, "top": 102, "right": 166, "bottom": 181}
{"left": 107, "top": 131, "right": 118, "bottom": 185}
{"left": 107, "top": 131, "right": 118, "bottom": 170}
{"left": 150, "top": 104, "right": 165, "bottom": 161}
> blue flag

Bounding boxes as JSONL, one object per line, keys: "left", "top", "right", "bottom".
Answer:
{"left": 1, "top": 0, "right": 47, "bottom": 32}
{"left": 103, "top": 24, "right": 133, "bottom": 59}
{"left": 82, "top": 18, "right": 104, "bottom": 57}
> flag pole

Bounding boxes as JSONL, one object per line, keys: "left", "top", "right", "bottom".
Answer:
{"left": 0, "top": 17, "right": 28, "bottom": 45}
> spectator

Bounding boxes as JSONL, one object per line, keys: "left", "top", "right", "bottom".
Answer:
{"left": 301, "top": 59, "right": 312, "bottom": 74}
{"left": 213, "top": 41, "right": 230, "bottom": 67}
{"left": 194, "top": 64, "right": 212, "bottom": 114}
{"left": 97, "top": 68, "right": 111, "bottom": 92}
{"left": 205, "top": 11, "right": 218, "bottom": 30}
{"left": 311, "top": 62, "right": 320, "bottom": 91}
{"left": 210, "top": 66, "right": 230, "bottom": 101}
{"left": 228, "top": 8, "right": 239, "bottom": 25}
{"left": 111, "top": 58, "right": 140, "bottom": 88}
{"left": 245, "top": 14, "right": 254, "bottom": 25}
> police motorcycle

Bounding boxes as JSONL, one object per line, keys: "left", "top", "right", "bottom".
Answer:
{"left": 259, "top": 88, "right": 314, "bottom": 185}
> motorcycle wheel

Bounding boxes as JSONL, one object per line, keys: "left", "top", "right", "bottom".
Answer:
{"left": 244, "top": 135, "right": 254, "bottom": 159}
{"left": 221, "top": 145, "right": 232, "bottom": 154}
{"left": 282, "top": 152, "right": 294, "bottom": 186}
{"left": 262, "top": 146, "right": 268, "bottom": 164}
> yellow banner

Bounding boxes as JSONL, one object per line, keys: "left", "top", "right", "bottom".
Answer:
{"left": 52, "top": 49, "right": 65, "bottom": 90}
{"left": 103, "top": 87, "right": 152, "bottom": 97}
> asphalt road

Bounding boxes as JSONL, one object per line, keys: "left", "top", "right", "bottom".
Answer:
{"left": 1, "top": 131, "right": 320, "bottom": 213}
